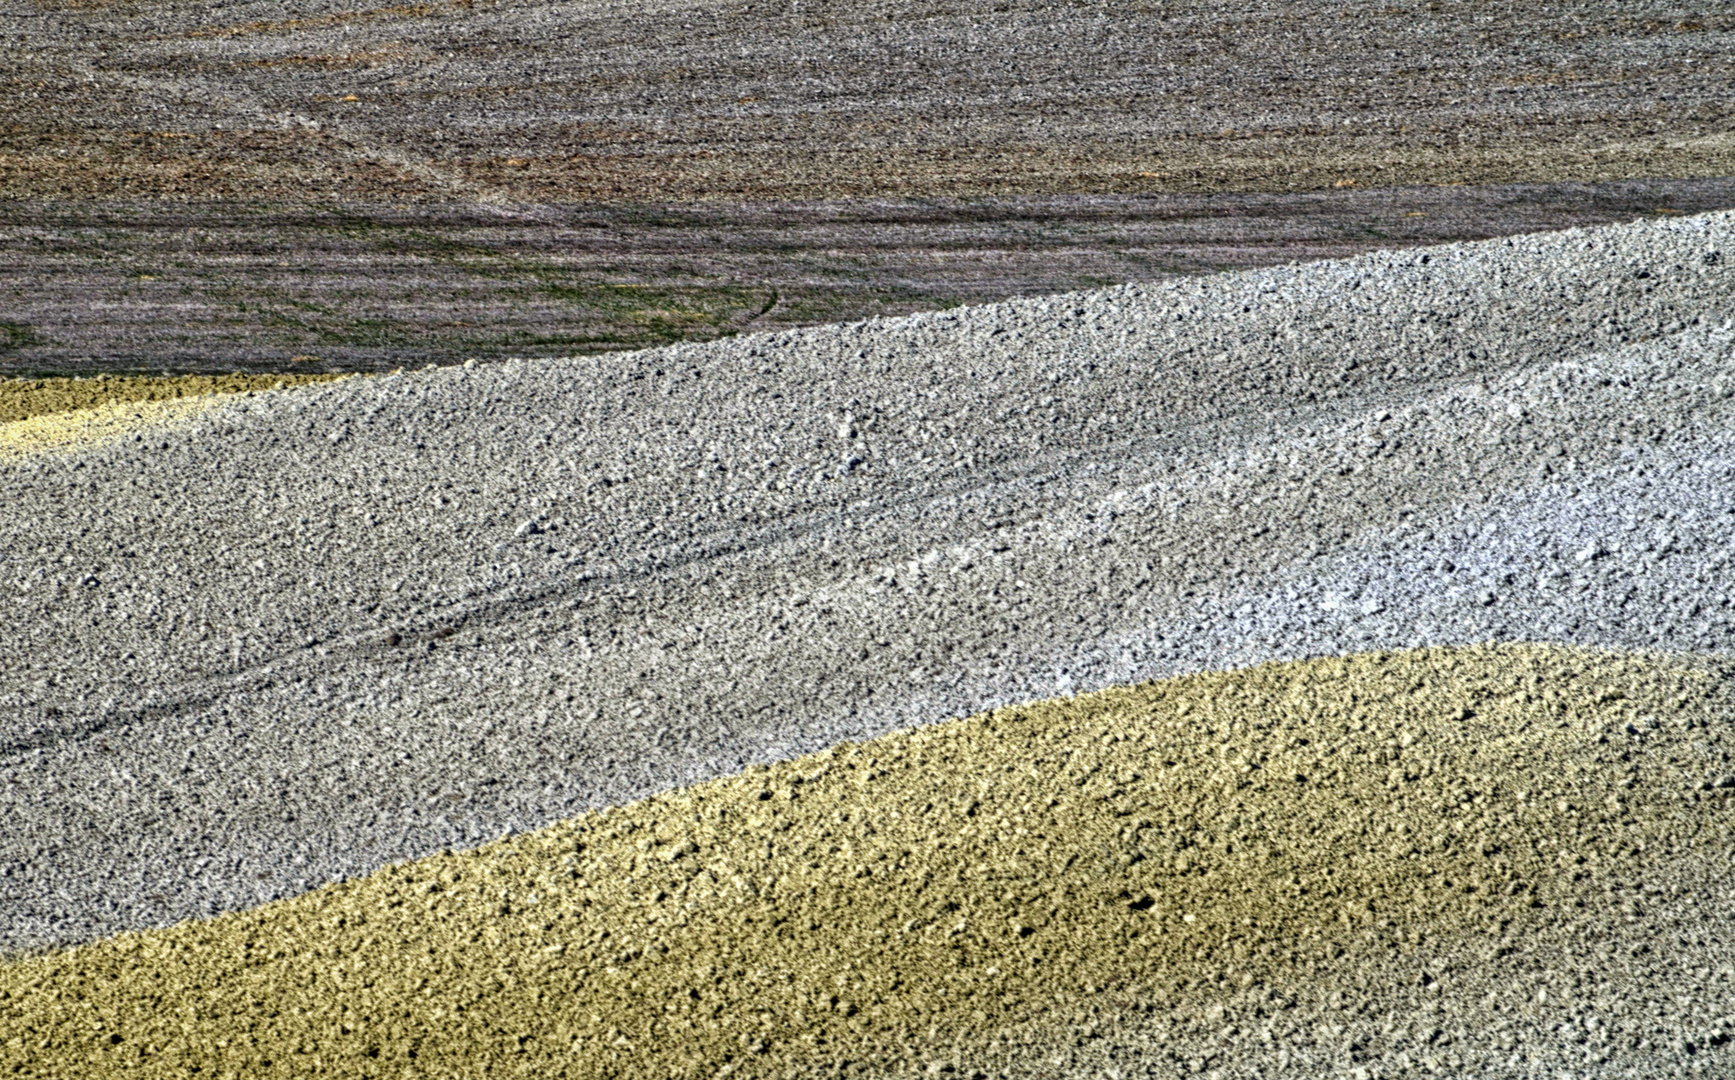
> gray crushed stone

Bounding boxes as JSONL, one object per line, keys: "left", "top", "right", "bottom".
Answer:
{"left": 2, "top": 212, "right": 1732, "bottom": 954}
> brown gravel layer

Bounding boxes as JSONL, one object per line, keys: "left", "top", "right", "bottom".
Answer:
{"left": 4, "top": 178, "right": 1732, "bottom": 375}
{"left": 3, "top": 644, "right": 1731, "bottom": 1078}
{"left": 2, "top": 2, "right": 1731, "bottom": 203}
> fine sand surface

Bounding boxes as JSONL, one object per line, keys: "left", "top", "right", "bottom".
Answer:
{"left": 3, "top": 645, "right": 1732, "bottom": 1077}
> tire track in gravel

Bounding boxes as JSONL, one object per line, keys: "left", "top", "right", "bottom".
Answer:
{"left": 0, "top": 400, "right": 1376, "bottom": 755}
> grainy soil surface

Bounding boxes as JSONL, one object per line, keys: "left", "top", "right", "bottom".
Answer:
{"left": 2, "top": 211, "right": 1732, "bottom": 969}
{"left": 4, "top": 1, "right": 1733, "bottom": 203}
{"left": 0, "top": 373, "right": 352, "bottom": 457}
{"left": 2, "top": 645, "right": 1731, "bottom": 1079}
{"left": 4, "top": 0, "right": 1733, "bottom": 374}
{"left": 3, "top": 179, "right": 1733, "bottom": 374}
{"left": 0, "top": 395, "right": 232, "bottom": 459}
{"left": 6, "top": 3, "right": 1735, "bottom": 1066}
{"left": 4, "top": 213, "right": 1735, "bottom": 1074}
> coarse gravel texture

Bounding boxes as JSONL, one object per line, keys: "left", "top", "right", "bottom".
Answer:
{"left": 3, "top": 644, "right": 1732, "bottom": 1079}
{"left": 0, "top": 398, "right": 213, "bottom": 460}
{"left": 5, "top": 0, "right": 1733, "bottom": 202}
{"left": 2, "top": 211, "right": 1734, "bottom": 957}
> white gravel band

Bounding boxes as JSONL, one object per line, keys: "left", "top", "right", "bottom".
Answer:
{"left": 2, "top": 211, "right": 1731, "bottom": 952}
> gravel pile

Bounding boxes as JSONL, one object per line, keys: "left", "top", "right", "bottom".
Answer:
{"left": 2, "top": 211, "right": 1732, "bottom": 960}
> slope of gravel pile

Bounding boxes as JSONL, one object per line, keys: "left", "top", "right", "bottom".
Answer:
{"left": 3, "top": 644, "right": 1731, "bottom": 1078}
{"left": 1, "top": 212, "right": 1732, "bottom": 955}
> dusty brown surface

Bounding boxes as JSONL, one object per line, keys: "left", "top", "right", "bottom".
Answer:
{"left": 2, "top": 1, "right": 1732, "bottom": 203}
{"left": 5, "top": 0, "right": 1733, "bottom": 374}
{"left": 4, "top": 645, "right": 1731, "bottom": 1078}
{"left": 0, "top": 373, "right": 347, "bottom": 421}
{"left": 4, "top": 178, "right": 1733, "bottom": 374}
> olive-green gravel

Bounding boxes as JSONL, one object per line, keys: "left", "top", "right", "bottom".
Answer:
{"left": 3, "top": 643, "right": 1731, "bottom": 1078}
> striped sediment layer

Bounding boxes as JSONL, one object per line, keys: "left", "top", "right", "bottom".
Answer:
{"left": 4, "top": 644, "right": 1731, "bottom": 1078}
{"left": 0, "top": 374, "right": 348, "bottom": 457}
{"left": 8, "top": 182, "right": 1733, "bottom": 376}
{"left": 4, "top": 2, "right": 1732, "bottom": 203}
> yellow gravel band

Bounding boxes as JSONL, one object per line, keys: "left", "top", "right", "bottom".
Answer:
{"left": 2, "top": 643, "right": 1729, "bottom": 1077}
{"left": 0, "top": 397, "right": 223, "bottom": 460}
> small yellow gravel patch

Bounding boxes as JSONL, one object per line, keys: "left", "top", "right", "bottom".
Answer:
{"left": 0, "top": 373, "right": 346, "bottom": 424}
{"left": 0, "top": 374, "right": 350, "bottom": 458}
{"left": 0, "top": 397, "right": 222, "bottom": 459}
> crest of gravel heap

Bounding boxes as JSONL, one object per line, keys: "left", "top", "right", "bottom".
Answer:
{"left": 3, "top": 645, "right": 1732, "bottom": 1078}
{"left": 1, "top": 212, "right": 1732, "bottom": 951}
